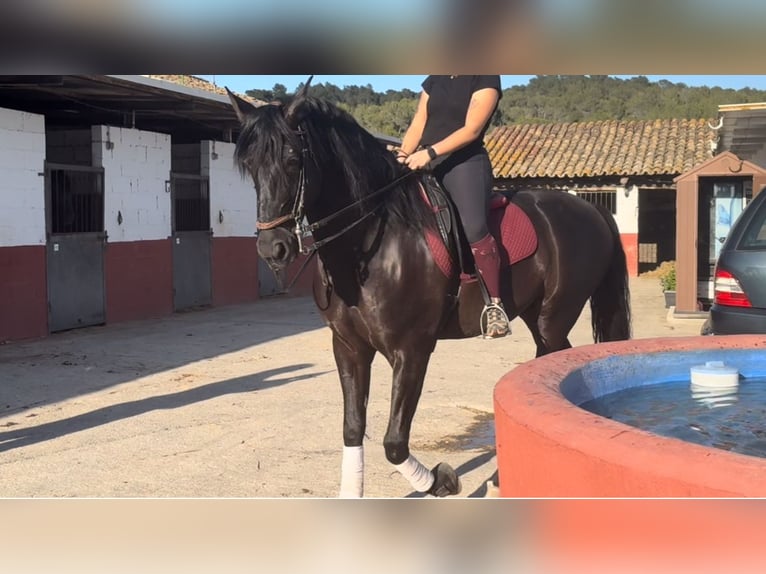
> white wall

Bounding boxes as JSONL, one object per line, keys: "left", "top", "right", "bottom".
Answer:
{"left": 202, "top": 141, "right": 257, "bottom": 238}
{"left": 0, "top": 107, "right": 46, "bottom": 247}
{"left": 614, "top": 185, "right": 639, "bottom": 234}
{"left": 93, "top": 125, "right": 172, "bottom": 242}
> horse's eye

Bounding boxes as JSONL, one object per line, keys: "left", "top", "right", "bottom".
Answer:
{"left": 282, "top": 145, "right": 298, "bottom": 165}
{"left": 285, "top": 151, "right": 300, "bottom": 168}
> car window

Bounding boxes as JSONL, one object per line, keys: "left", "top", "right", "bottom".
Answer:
{"left": 738, "top": 198, "right": 766, "bottom": 250}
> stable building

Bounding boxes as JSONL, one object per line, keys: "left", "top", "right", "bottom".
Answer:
{"left": 484, "top": 119, "right": 717, "bottom": 278}
{"left": 0, "top": 75, "right": 260, "bottom": 343}
{"left": 0, "top": 75, "right": 400, "bottom": 344}
{"left": 673, "top": 102, "right": 766, "bottom": 313}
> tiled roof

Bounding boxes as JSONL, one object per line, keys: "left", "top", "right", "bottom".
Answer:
{"left": 485, "top": 118, "right": 716, "bottom": 179}
{"left": 143, "top": 75, "right": 264, "bottom": 105}
{"left": 145, "top": 75, "right": 227, "bottom": 94}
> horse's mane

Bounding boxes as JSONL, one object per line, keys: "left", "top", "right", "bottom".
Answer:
{"left": 234, "top": 97, "right": 433, "bottom": 232}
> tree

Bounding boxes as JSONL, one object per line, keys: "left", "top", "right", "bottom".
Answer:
{"left": 242, "top": 76, "right": 766, "bottom": 137}
{"left": 272, "top": 83, "right": 288, "bottom": 100}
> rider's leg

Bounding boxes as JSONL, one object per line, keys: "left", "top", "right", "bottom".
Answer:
{"left": 437, "top": 153, "right": 509, "bottom": 338}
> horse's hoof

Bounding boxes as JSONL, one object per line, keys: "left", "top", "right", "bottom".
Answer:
{"left": 427, "top": 462, "right": 462, "bottom": 497}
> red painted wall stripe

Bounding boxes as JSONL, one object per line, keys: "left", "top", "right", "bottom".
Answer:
{"left": 0, "top": 245, "right": 48, "bottom": 342}
{"left": 283, "top": 253, "right": 317, "bottom": 297}
{"left": 620, "top": 233, "right": 638, "bottom": 278}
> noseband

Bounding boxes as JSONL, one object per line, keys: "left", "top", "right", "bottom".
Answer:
{"left": 255, "top": 125, "right": 415, "bottom": 254}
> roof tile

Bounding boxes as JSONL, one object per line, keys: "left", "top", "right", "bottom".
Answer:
{"left": 485, "top": 118, "right": 716, "bottom": 179}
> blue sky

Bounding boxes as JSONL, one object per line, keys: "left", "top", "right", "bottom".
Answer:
{"left": 201, "top": 75, "right": 766, "bottom": 94}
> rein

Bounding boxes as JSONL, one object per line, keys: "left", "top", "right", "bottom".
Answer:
{"left": 305, "top": 170, "right": 415, "bottom": 251}
{"left": 256, "top": 125, "right": 417, "bottom": 254}
{"left": 281, "top": 171, "right": 414, "bottom": 292}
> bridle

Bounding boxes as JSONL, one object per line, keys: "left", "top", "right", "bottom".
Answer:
{"left": 255, "top": 125, "right": 416, "bottom": 255}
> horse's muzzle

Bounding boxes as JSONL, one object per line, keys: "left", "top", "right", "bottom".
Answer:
{"left": 257, "top": 227, "right": 299, "bottom": 271}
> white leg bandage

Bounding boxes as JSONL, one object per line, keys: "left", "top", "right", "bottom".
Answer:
{"left": 339, "top": 445, "right": 364, "bottom": 498}
{"left": 394, "top": 455, "right": 435, "bottom": 492}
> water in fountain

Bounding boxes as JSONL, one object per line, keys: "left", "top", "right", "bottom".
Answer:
{"left": 581, "top": 377, "right": 766, "bottom": 459}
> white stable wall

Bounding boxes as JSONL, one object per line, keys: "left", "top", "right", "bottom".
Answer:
{"left": 614, "top": 185, "right": 639, "bottom": 234}
{"left": 0, "top": 107, "right": 46, "bottom": 247}
{"left": 202, "top": 141, "right": 258, "bottom": 238}
{"left": 93, "top": 125, "right": 172, "bottom": 242}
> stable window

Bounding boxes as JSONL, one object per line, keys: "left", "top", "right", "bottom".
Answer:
{"left": 575, "top": 190, "right": 617, "bottom": 215}
{"left": 171, "top": 174, "right": 210, "bottom": 232}
{"left": 47, "top": 164, "right": 105, "bottom": 235}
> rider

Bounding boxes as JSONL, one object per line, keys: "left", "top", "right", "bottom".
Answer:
{"left": 396, "top": 75, "right": 509, "bottom": 338}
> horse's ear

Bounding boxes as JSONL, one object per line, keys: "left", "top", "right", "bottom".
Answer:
{"left": 296, "top": 75, "right": 314, "bottom": 99}
{"left": 283, "top": 75, "right": 314, "bottom": 129}
{"left": 226, "top": 87, "right": 258, "bottom": 124}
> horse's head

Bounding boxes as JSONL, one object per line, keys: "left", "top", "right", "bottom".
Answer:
{"left": 227, "top": 77, "right": 316, "bottom": 271}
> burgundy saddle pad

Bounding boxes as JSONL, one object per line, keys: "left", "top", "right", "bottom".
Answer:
{"left": 424, "top": 192, "right": 538, "bottom": 279}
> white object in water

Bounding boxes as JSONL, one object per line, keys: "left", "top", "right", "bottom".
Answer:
{"left": 690, "top": 386, "right": 739, "bottom": 409}
{"left": 689, "top": 361, "right": 740, "bottom": 389}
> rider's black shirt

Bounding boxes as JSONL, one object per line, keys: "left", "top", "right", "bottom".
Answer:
{"left": 419, "top": 75, "right": 502, "bottom": 166}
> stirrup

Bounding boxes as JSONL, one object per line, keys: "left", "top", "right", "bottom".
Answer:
{"left": 480, "top": 303, "right": 511, "bottom": 339}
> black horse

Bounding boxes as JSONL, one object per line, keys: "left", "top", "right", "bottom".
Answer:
{"left": 227, "top": 81, "right": 631, "bottom": 497}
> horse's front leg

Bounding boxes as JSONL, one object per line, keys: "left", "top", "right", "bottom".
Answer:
{"left": 333, "top": 332, "right": 375, "bottom": 498}
{"left": 384, "top": 347, "right": 461, "bottom": 497}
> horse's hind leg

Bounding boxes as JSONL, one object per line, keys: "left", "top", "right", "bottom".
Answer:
{"left": 384, "top": 347, "right": 461, "bottom": 497}
{"left": 334, "top": 333, "right": 375, "bottom": 498}
{"left": 520, "top": 303, "right": 576, "bottom": 357}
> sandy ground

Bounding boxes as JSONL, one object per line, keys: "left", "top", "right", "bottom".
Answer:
{"left": 0, "top": 276, "right": 706, "bottom": 498}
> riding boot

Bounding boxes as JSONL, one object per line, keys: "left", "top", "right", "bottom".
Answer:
{"left": 470, "top": 233, "right": 510, "bottom": 338}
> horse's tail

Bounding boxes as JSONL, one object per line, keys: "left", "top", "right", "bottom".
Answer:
{"left": 589, "top": 204, "right": 632, "bottom": 342}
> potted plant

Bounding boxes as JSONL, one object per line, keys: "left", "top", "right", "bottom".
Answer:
{"left": 657, "top": 260, "right": 676, "bottom": 308}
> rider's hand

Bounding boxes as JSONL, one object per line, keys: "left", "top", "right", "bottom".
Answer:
{"left": 404, "top": 149, "right": 431, "bottom": 170}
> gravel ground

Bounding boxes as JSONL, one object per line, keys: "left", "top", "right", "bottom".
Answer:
{"left": 0, "top": 276, "right": 706, "bottom": 498}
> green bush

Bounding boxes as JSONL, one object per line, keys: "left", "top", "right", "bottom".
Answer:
{"left": 657, "top": 261, "right": 676, "bottom": 291}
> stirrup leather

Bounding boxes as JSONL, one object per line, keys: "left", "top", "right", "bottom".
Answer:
{"left": 480, "top": 303, "right": 511, "bottom": 339}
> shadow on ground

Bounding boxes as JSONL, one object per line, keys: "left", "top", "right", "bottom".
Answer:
{"left": 0, "top": 296, "right": 325, "bottom": 415}
{"left": 0, "top": 363, "right": 328, "bottom": 453}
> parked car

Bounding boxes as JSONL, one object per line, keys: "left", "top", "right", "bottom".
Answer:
{"left": 707, "top": 187, "right": 766, "bottom": 334}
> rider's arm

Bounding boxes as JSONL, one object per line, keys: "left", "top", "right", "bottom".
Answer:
{"left": 398, "top": 90, "right": 429, "bottom": 158}
{"left": 405, "top": 87, "right": 498, "bottom": 170}
{"left": 429, "top": 87, "right": 498, "bottom": 157}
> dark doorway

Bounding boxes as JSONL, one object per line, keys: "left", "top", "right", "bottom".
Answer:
{"left": 638, "top": 189, "right": 676, "bottom": 275}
